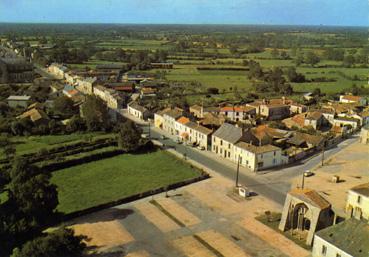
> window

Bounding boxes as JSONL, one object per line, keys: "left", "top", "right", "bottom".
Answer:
{"left": 228, "top": 143, "right": 231, "bottom": 149}
{"left": 220, "top": 140, "right": 223, "bottom": 146}
{"left": 274, "top": 151, "right": 276, "bottom": 156}
{"left": 321, "top": 245, "right": 327, "bottom": 255}
{"left": 357, "top": 195, "right": 361, "bottom": 204}
{"left": 336, "top": 254, "right": 341, "bottom": 257}
{"left": 228, "top": 152, "right": 230, "bottom": 158}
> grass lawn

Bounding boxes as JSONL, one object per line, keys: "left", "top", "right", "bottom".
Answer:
{"left": 51, "top": 150, "right": 202, "bottom": 214}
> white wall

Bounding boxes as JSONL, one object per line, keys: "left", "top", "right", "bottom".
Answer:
{"left": 312, "top": 235, "right": 352, "bottom": 257}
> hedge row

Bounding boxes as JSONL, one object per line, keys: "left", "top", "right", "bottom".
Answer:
{"left": 197, "top": 66, "right": 249, "bottom": 71}
{"left": 38, "top": 149, "right": 125, "bottom": 173}
{"left": 0, "top": 137, "right": 116, "bottom": 164}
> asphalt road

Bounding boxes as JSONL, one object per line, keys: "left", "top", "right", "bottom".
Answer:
{"left": 140, "top": 124, "right": 358, "bottom": 206}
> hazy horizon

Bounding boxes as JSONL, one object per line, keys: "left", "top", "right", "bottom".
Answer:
{"left": 0, "top": 0, "right": 367, "bottom": 27}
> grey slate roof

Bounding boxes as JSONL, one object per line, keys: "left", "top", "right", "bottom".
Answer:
{"left": 186, "top": 121, "right": 212, "bottom": 135}
{"left": 315, "top": 218, "right": 369, "bottom": 257}
{"left": 128, "top": 101, "right": 148, "bottom": 113}
{"left": 349, "top": 182, "right": 369, "bottom": 197}
{"left": 212, "top": 123, "right": 243, "bottom": 143}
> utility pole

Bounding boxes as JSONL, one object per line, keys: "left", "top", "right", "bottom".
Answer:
{"left": 301, "top": 173, "right": 305, "bottom": 189}
{"left": 235, "top": 155, "right": 240, "bottom": 187}
{"left": 321, "top": 144, "right": 325, "bottom": 166}
{"left": 148, "top": 122, "right": 151, "bottom": 140}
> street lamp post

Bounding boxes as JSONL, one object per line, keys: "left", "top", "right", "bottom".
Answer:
{"left": 235, "top": 155, "right": 240, "bottom": 187}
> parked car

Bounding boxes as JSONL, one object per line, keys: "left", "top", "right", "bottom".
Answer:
{"left": 197, "top": 146, "right": 205, "bottom": 151}
{"left": 176, "top": 139, "right": 183, "bottom": 144}
{"left": 161, "top": 135, "right": 166, "bottom": 140}
{"left": 304, "top": 170, "right": 314, "bottom": 177}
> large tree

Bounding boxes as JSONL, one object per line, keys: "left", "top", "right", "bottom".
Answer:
{"left": 53, "top": 96, "right": 76, "bottom": 117}
{"left": 81, "top": 95, "right": 110, "bottom": 131}
{"left": 117, "top": 120, "right": 143, "bottom": 152}
{"left": 0, "top": 158, "right": 59, "bottom": 254}
{"left": 11, "top": 228, "right": 86, "bottom": 257}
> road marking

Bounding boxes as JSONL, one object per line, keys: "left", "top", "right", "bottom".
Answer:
{"left": 135, "top": 202, "right": 181, "bottom": 233}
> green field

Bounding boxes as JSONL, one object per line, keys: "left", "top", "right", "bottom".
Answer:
{"left": 51, "top": 150, "right": 201, "bottom": 214}
{"left": 4, "top": 132, "right": 114, "bottom": 157}
{"left": 163, "top": 66, "right": 251, "bottom": 90}
{"left": 95, "top": 39, "right": 171, "bottom": 50}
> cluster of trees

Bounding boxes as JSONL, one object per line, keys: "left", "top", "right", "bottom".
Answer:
{"left": 295, "top": 51, "right": 320, "bottom": 67}
{"left": 324, "top": 48, "right": 368, "bottom": 67}
{"left": 94, "top": 49, "right": 168, "bottom": 69}
{"left": 248, "top": 61, "right": 293, "bottom": 95}
{"left": 0, "top": 158, "right": 86, "bottom": 256}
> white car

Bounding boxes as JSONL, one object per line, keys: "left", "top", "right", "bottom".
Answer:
{"left": 197, "top": 146, "right": 205, "bottom": 151}
{"left": 304, "top": 170, "right": 314, "bottom": 177}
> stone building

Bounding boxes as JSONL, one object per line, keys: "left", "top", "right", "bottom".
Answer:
{"left": 0, "top": 57, "right": 33, "bottom": 83}
{"left": 279, "top": 188, "right": 334, "bottom": 246}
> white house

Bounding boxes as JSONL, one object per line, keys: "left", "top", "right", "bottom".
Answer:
{"left": 345, "top": 182, "right": 369, "bottom": 221}
{"left": 233, "top": 142, "right": 286, "bottom": 172}
{"left": 211, "top": 123, "right": 245, "bottom": 161}
{"left": 312, "top": 218, "right": 368, "bottom": 257}
{"left": 184, "top": 121, "right": 212, "bottom": 150}
{"left": 127, "top": 101, "right": 150, "bottom": 120}
{"left": 47, "top": 63, "right": 68, "bottom": 79}
{"left": 339, "top": 95, "right": 367, "bottom": 105}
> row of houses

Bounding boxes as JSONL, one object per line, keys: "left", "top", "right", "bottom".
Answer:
{"left": 153, "top": 106, "right": 328, "bottom": 171}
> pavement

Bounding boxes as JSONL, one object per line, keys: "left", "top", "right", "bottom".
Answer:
{"left": 70, "top": 171, "right": 309, "bottom": 257}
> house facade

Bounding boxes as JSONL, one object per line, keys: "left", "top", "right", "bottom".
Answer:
{"left": 127, "top": 102, "right": 149, "bottom": 120}
{"left": 211, "top": 123, "right": 244, "bottom": 161}
{"left": 7, "top": 95, "right": 31, "bottom": 108}
{"left": 185, "top": 121, "right": 212, "bottom": 149}
{"left": 219, "top": 106, "right": 256, "bottom": 122}
{"left": 345, "top": 183, "right": 369, "bottom": 221}
{"left": 76, "top": 77, "right": 97, "bottom": 95}
{"left": 233, "top": 142, "right": 285, "bottom": 172}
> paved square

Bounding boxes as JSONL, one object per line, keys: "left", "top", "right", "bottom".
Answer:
{"left": 135, "top": 202, "right": 181, "bottom": 232}
{"left": 240, "top": 217, "right": 310, "bottom": 257}
{"left": 173, "top": 236, "right": 216, "bottom": 257}
{"left": 156, "top": 197, "right": 201, "bottom": 227}
{"left": 125, "top": 250, "right": 150, "bottom": 257}
{"left": 197, "top": 230, "right": 250, "bottom": 257}
{"left": 72, "top": 220, "right": 134, "bottom": 250}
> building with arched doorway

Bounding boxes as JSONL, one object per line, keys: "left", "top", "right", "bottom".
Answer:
{"left": 279, "top": 188, "right": 334, "bottom": 245}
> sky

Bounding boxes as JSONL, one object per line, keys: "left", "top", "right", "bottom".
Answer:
{"left": 0, "top": 0, "right": 368, "bottom": 26}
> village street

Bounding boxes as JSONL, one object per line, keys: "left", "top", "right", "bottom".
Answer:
{"left": 121, "top": 110, "right": 359, "bottom": 206}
